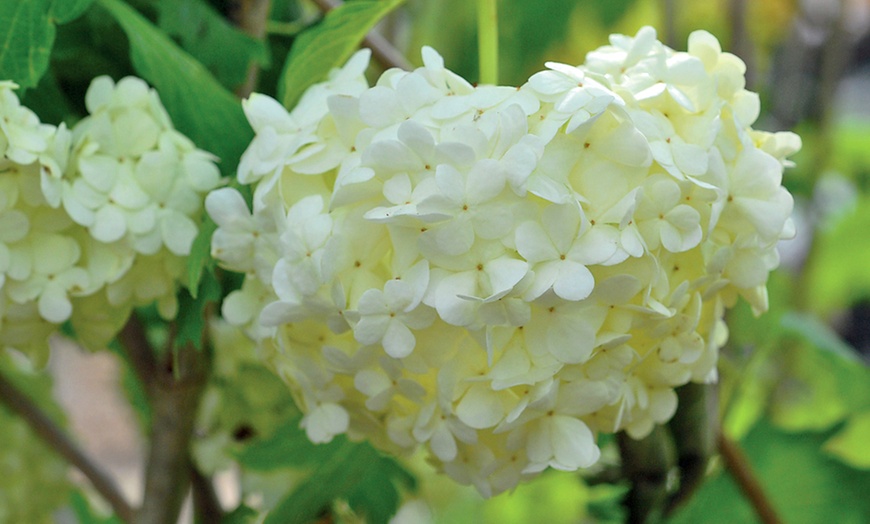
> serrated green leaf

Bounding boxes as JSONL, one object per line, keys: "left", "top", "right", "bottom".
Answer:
{"left": 157, "top": 0, "right": 269, "bottom": 90}
{"left": 97, "top": 0, "right": 252, "bottom": 178}
{"left": 278, "top": 0, "right": 405, "bottom": 109}
{"left": 264, "top": 440, "right": 412, "bottom": 524}
{"left": 0, "top": 0, "right": 55, "bottom": 89}
{"left": 52, "top": 0, "right": 96, "bottom": 24}
{"left": 236, "top": 414, "right": 345, "bottom": 470}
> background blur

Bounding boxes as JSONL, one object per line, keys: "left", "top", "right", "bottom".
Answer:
{"left": 32, "top": 0, "right": 870, "bottom": 522}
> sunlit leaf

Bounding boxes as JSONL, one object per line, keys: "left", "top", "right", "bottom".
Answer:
{"left": 771, "top": 312, "right": 870, "bottom": 431}
{"left": 824, "top": 410, "right": 870, "bottom": 469}
{"left": 277, "top": 0, "right": 405, "bottom": 109}
{"left": 807, "top": 195, "right": 870, "bottom": 314}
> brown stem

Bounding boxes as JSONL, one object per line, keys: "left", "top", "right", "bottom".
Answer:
{"left": 666, "top": 383, "right": 718, "bottom": 514}
{"left": 118, "top": 311, "right": 216, "bottom": 524}
{"left": 134, "top": 342, "right": 211, "bottom": 524}
{"left": 311, "top": 0, "right": 413, "bottom": 71}
{"left": 618, "top": 425, "right": 677, "bottom": 524}
{"left": 0, "top": 370, "right": 135, "bottom": 523}
{"left": 117, "top": 316, "right": 157, "bottom": 393}
{"left": 230, "top": 0, "right": 273, "bottom": 98}
{"left": 718, "top": 433, "right": 783, "bottom": 524}
{"left": 191, "top": 467, "right": 224, "bottom": 523}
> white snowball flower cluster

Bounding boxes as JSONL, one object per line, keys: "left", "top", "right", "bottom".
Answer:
{"left": 208, "top": 27, "right": 799, "bottom": 497}
{"left": 0, "top": 77, "right": 220, "bottom": 363}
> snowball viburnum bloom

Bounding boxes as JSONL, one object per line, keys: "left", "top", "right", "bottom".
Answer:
{"left": 210, "top": 30, "right": 798, "bottom": 497}
{"left": 0, "top": 76, "right": 220, "bottom": 361}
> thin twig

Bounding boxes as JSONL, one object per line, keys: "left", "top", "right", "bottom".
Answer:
{"left": 0, "top": 370, "right": 135, "bottom": 523}
{"left": 718, "top": 433, "right": 783, "bottom": 524}
{"left": 310, "top": 0, "right": 413, "bottom": 71}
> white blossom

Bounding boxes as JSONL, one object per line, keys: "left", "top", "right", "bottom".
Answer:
{"left": 208, "top": 32, "right": 798, "bottom": 497}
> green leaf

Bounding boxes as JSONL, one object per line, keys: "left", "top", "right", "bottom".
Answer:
{"left": 97, "top": 0, "right": 252, "bottom": 178}
{"left": 592, "top": 0, "right": 641, "bottom": 27}
{"left": 668, "top": 420, "right": 870, "bottom": 524}
{"left": 0, "top": 0, "right": 55, "bottom": 89}
{"left": 781, "top": 311, "right": 863, "bottom": 364}
{"left": 69, "top": 490, "right": 123, "bottom": 524}
{"left": 481, "top": 470, "right": 592, "bottom": 524}
{"left": 498, "top": 0, "right": 583, "bottom": 85}
{"left": 277, "top": 0, "right": 405, "bottom": 109}
{"left": 174, "top": 268, "right": 221, "bottom": 350}
{"left": 807, "top": 195, "right": 870, "bottom": 314}
{"left": 52, "top": 0, "right": 97, "bottom": 24}
{"left": 221, "top": 504, "right": 261, "bottom": 524}
{"left": 824, "top": 410, "right": 870, "bottom": 469}
{"left": 264, "top": 440, "right": 413, "bottom": 524}
{"left": 21, "top": 67, "right": 78, "bottom": 125}
{"left": 157, "top": 0, "right": 269, "bottom": 90}
{"left": 187, "top": 216, "right": 217, "bottom": 295}
{"left": 0, "top": 0, "right": 96, "bottom": 89}
{"left": 236, "top": 414, "right": 345, "bottom": 470}
{"left": 769, "top": 312, "right": 870, "bottom": 432}
{"left": 241, "top": 416, "right": 414, "bottom": 524}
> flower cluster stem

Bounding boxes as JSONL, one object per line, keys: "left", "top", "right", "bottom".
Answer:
{"left": 476, "top": 0, "right": 499, "bottom": 84}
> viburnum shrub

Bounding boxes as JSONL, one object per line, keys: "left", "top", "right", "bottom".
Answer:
{"left": 207, "top": 26, "right": 799, "bottom": 496}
